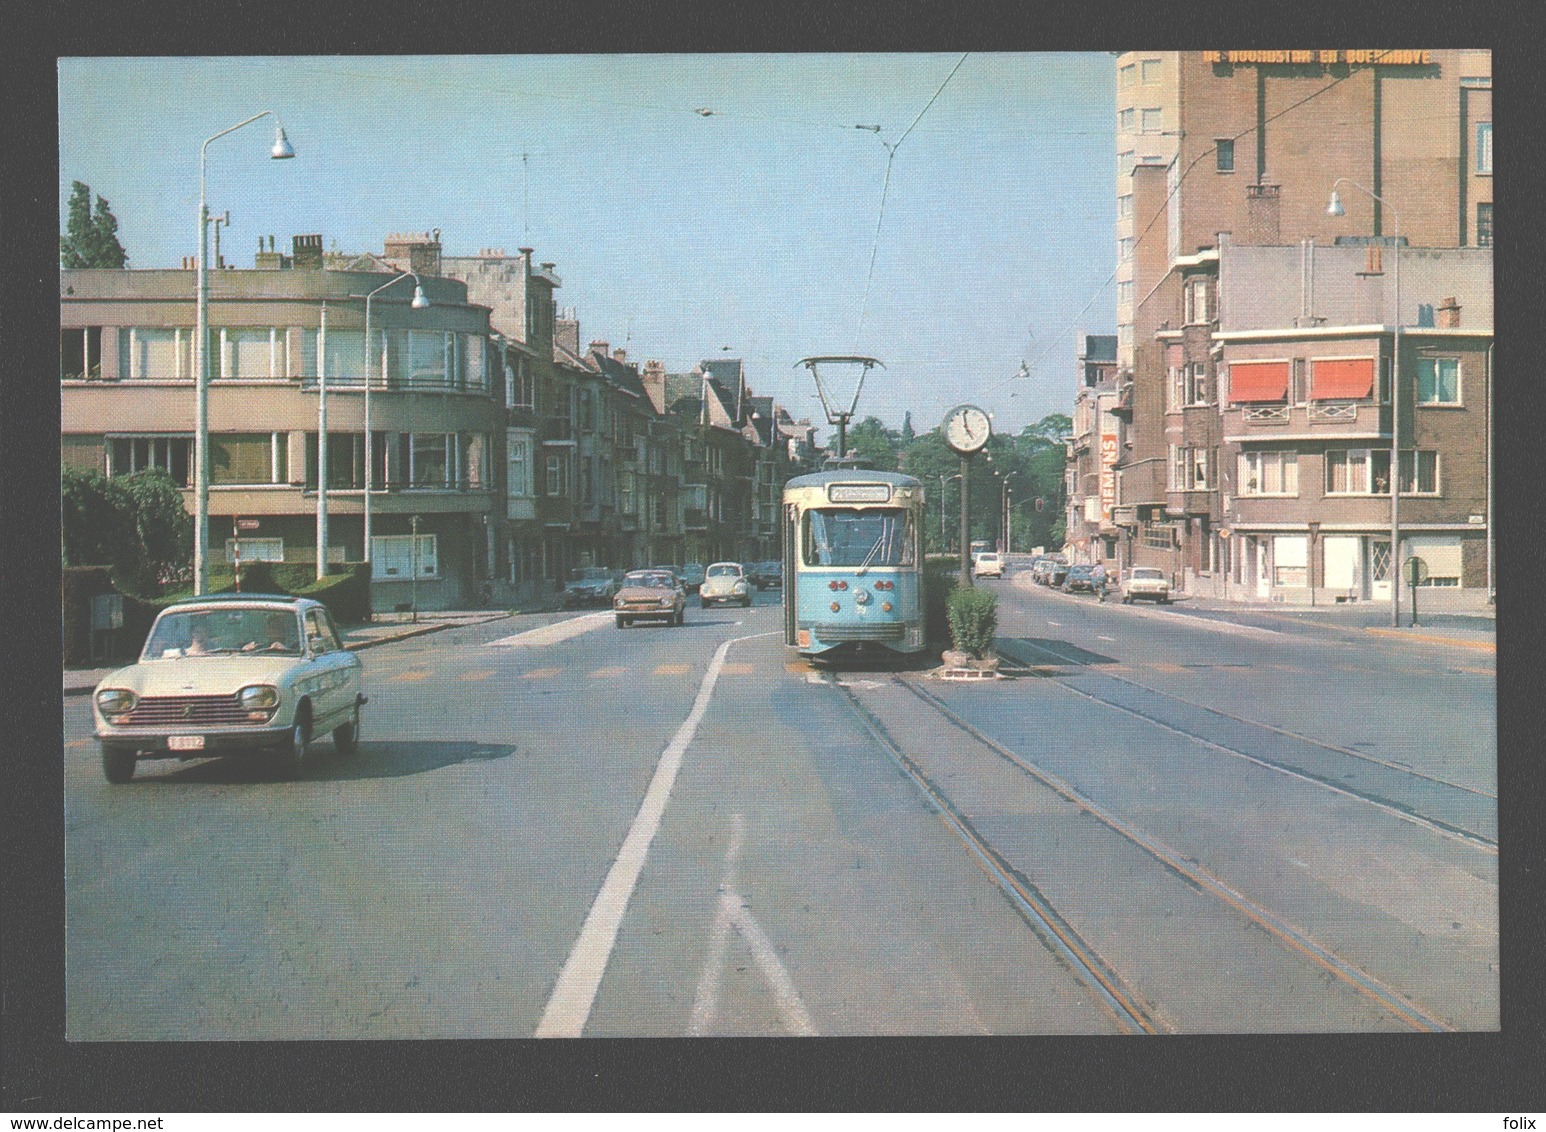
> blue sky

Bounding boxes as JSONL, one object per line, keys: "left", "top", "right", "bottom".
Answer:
{"left": 58, "top": 54, "right": 1116, "bottom": 437}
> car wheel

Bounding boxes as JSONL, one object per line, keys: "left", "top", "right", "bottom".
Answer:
{"left": 275, "top": 707, "right": 312, "bottom": 778}
{"left": 701, "top": 598, "right": 710, "bottom": 608}
{"left": 616, "top": 615, "right": 629, "bottom": 628}
{"left": 101, "top": 744, "right": 136, "bottom": 784}
{"left": 742, "top": 596, "right": 752, "bottom": 607}
{"left": 333, "top": 702, "right": 360, "bottom": 758}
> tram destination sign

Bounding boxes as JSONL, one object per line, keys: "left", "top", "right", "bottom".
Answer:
{"left": 1204, "top": 50, "right": 1434, "bottom": 67}
{"left": 829, "top": 483, "right": 892, "bottom": 504}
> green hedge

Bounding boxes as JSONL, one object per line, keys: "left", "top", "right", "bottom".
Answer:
{"left": 946, "top": 584, "right": 998, "bottom": 656}
{"left": 923, "top": 555, "right": 964, "bottom": 647}
{"left": 68, "top": 562, "right": 376, "bottom": 667}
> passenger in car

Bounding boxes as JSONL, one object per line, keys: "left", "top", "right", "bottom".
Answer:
{"left": 243, "top": 612, "right": 299, "bottom": 653}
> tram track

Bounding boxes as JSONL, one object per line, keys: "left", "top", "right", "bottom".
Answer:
{"left": 994, "top": 637, "right": 1497, "bottom": 853}
{"left": 823, "top": 668, "right": 1462, "bottom": 1034}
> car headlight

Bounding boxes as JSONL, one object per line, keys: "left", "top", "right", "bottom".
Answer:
{"left": 734, "top": 582, "right": 747, "bottom": 592}
{"left": 660, "top": 597, "right": 673, "bottom": 608}
{"left": 239, "top": 684, "right": 280, "bottom": 721}
{"left": 96, "top": 688, "right": 137, "bottom": 717}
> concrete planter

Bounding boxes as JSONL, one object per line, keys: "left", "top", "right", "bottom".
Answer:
{"left": 940, "top": 649, "right": 1002, "bottom": 681}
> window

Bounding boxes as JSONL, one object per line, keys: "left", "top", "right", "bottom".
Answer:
{"left": 1476, "top": 203, "right": 1493, "bottom": 248}
{"left": 1191, "top": 447, "right": 1211, "bottom": 489}
{"left": 1119, "top": 108, "right": 1135, "bottom": 132}
{"left": 120, "top": 328, "right": 193, "bottom": 380}
{"left": 371, "top": 534, "right": 438, "bottom": 579}
{"left": 1326, "top": 448, "right": 1392, "bottom": 495}
{"left": 506, "top": 432, "right": 531, "bottom": 496}
{"left": 223, "top": 537, "right": 284, "bottom": 563}
{"left": 1184, "top": 278, "right": 1210, "bottom": 324}
{"left": 1141, "top": 519, "right": 1173, "bottom": 550}
{"left": 1141, "top": 108, "right": 1164, "bottom": 134}
{"left": 1186, "top": 363, "right": 1210, "bottom": 405}
{"left": 1119, "top": 63, "right": 1136, "bottom": 88}
{"left": 223, "top": 328, "right": 283, "bottom": 379}
{"left": 408, "top": 330, "right": 447, "bottom": 386}
{"left": 107, "top": 435, "right": 192, "bottom": 485}
{"left": 1141, "top": 59, "right": 1162, "bottom": 83}
{"left": 1169, "top": 367, "right": 1184, "bottom": 412}
{"left": 1399, "top": 450, "right": 1439, "bottom": 495}
{"left": 1416, "top": 357, "right": 1461, "bottom": 405}
{"left": 1475, "top": 122, "right": 1492, "bottom": 174}
{"left": 412, "top": 433, "right": 450, "bottom": 487}
{"left": 545, "top": 452, "right": 569, "bottom": 497}
{"left": 1118, "top": 194, "right": 1133, "bottom": 220}
{"left": 1169, "top": 444, "right": 1185, "bottom": 489}
{"left": 304, "top": 328, "right": 365, "bottom": 381}
{"left": 1116, "top": 279, "right": 1132, "bottom": 308}
{"left": 1119, "top": 237, "right": 1134, "bottom": 262}
{"left": 1216, "top": 138, "right": 1234, "bottom": 172}
{"left": 211, "top": 433, "right": 281, "bottom": 485}
{"left": 1118, "top": 150, "right": 1136, "bottom": 177}
{"left": 802, "top": 508, "right": 915, "bottom": 567}
{"left": 1238, "top": 450, "right": 1299, "bottom": 495}
{"left": 1273, "top": 536, "right": 1308, "bottom": 588}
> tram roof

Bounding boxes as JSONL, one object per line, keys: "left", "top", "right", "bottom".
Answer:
{"left": 784, "top": 469, "right": 922, "bottom": 490}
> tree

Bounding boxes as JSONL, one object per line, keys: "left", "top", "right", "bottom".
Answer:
{"left": 61, "top": 181, "right": 128, "bottom": 268}
{"left": 119, "top": 468, "right": 194, "bottom": 587}
{"left": 61, "top": 465, "right": 191, "bottom": 594}
{"left": 844, "top": 416, "right": 900, "bottom": 471}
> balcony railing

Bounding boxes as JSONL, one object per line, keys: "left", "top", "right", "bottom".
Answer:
{"left": 1243, "top": 404, "right": 1290, "bottom": 424}
{"left": 1309, "top": 400, "right": 1359, "bottom": 422}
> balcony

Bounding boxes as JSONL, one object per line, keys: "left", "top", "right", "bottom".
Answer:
{"left": 1226, "top": 401, "right": 1388, "bottom": 441}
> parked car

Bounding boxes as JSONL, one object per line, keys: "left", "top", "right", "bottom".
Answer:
{"left": 561, "top": 566, "right": 617, "bottom": 608}
{"left": 748, "top": 560, "right": 783, "bottom": 589}
{"left": 1122, "top": 566, "right": 1172, "bottom": 604}
{"left": 91, "top": 594, "right": 365, "bottom": 783}
{"left": 1045, "top": 558, "right": 1070, "bottom": 587}
{"left": 700, "top": 561, "right": 752, "bottom": 607}
{"left": 614, "top": 569, "right": 687, "bottom": 628}
{"left": 1063, "top": 564, "right": 1098, "bottom": 593}
{"left": 680, "top": 563, "right": 707, "bottom": 593}
{"left": 973, "top": 551, "right": 1005, "bottom": 579}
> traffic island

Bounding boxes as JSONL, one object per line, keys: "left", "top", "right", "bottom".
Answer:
{"left": 937, "top": 649, "right": 1004, "bottom": 681}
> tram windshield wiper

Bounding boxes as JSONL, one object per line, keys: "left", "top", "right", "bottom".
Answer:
{"left": 856, "top": 532, "right": 887, "bottom": 575}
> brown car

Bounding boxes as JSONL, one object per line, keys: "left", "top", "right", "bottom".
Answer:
{"left": 613, "top": 569, "right": 687, "bottom": 628}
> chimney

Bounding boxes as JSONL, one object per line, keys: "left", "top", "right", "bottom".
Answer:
{"left": 588, "top": 340, "right": 610, "bottom": 361}
{"left": 1437, "top": 296, "right": 1461, "bottom": 328}
{"left": 555, "top": 316, "right": 580, "bottom": 357}
{"left": 383, "top": 231, "right": 442, "bottom": 277}
{"left": 613, "top": 347, "right": 627, "bottom": 363}
{"left": 292, "top": 234, "right": 324, "bottom": 270}
{"left": 1244, "top": 183, "right": 1281, "bottom": 245}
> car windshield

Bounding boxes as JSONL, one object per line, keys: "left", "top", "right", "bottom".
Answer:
{"left": 144, "top": 607, "right": 301, "bottom": 659}
{"left": 1132, "top": 568, "right": 1164, "bottom": 579}
{"left": 706, "top": 564, "right": 740, "bottom": 578}
{"left": 1068, "top": 565, "right": 1092, "bottom": 576}
{"left": 803, "top": 508, "right": 915, "bottom": 567}
{"left": 624, "top": 571, "right": 669, "bottom": 588}
{"left": 568, "top": 568, "right": 609, "bottom": 582}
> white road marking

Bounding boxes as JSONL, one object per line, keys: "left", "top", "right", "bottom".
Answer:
{"left": 1047, "top": 621, "right": 1062, "bottom": 628}
{"left": 689, "top": 814, "right": 745, "bottom": 1036}
{"left": 535, "top": 631, "right": 778, "bottom": 1038}
{"left": 1097, "top": 635, "right": 1115, "bottom": 642}
{"left": 724, "top": 894, "right": 817, "bottom": 1035}
{"left": 487, "top": 612, "right": 610, "bottom": 648}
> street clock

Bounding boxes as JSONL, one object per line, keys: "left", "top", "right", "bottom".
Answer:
{"left": 943, "top": 404, "right": 992, "bottom": 455}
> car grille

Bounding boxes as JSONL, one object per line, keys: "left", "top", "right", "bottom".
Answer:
{"left": 121, "top": 694, "right": 250, "bottom": 727}
{"left": 620, "top": 600, "right": 669, "bottom": 611}
{"left": 813, "top": 621, "right": 904, "bottom": 642}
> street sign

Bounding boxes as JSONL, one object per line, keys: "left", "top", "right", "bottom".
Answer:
{"left": 1403, "top": 556, "right": 1429, "bottom": 586}
{"left": 237, "top": 518, "right": 261, "bottom": 530}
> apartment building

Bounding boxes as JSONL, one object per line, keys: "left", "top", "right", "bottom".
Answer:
{"left": 1063, "top": 335, "right": 1122, "bottom": 565}
{"left": 1108, "top": 50, "right": 1492, "bottom": 602}
{"left": 61, "top": 246, "right": 499, "bottom": 612}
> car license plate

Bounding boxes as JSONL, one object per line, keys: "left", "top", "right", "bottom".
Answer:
{"left": 167, "top": 735, "right": 205, "bottom": 751}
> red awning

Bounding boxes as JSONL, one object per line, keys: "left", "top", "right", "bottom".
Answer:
{"left": 1228, "top": 361, "right": 1289, "bottom": 403}
{"left": 1311, "top": 357, "right": 1374, "bottom": 400}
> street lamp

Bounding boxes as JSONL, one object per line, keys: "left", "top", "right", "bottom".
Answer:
{"left": 194, "top": 111, "right": 294, "bottom": 594}
{"left": 359, "top": 272, "right": 429, "bottom": 566}
{"left": 1328, "top": 179, "right": 1402, "bottom": 628}
{"left": 998, "top": 471, "right": 1023, "bottom": 555}
{"left": 937, "top": 472, "right": 962, "bottom": 552}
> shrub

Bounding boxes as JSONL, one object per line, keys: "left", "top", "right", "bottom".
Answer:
{"left": 922, "top": 555, "right": 962, "bottom": 647}
{"left": 946, "top": 584, "right": 998, "bottom": 657}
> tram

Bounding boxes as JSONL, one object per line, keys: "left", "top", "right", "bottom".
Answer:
{"left": 782, "top": 467, "right": 927, "bottom": 659}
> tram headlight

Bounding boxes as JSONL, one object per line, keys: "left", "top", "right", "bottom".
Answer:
{"left": 881, "top": 602, "right": 893, "bottom": 612}
{"left": 854, "top": 589, "right": 871, "bottom": 605}
{"left": 830, "top": 601, "right": 841, "bottom": 612}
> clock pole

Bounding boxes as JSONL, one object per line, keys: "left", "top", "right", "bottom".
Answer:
{"left": 960, "top": 455, "right": 972, "bottom": 587}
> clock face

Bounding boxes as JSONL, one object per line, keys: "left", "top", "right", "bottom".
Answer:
{"left": 944, "top": 405, "right": 991, "bottom": 453}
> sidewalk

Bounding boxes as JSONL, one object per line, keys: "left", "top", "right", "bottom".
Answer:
{"left": 63, "top": 609, "right": 513, "bottom": 698}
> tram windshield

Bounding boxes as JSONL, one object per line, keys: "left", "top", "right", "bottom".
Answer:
{"left": 803, "top": 508, "right": 915, "bottom": 568}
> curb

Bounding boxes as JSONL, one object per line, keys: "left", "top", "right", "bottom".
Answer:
{"left": 1364, "top": 626, "right": 1495, "bottom": 652}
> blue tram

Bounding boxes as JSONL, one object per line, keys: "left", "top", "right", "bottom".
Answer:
{"left": 781, "top": 468, "right": 927, "bottom": 658}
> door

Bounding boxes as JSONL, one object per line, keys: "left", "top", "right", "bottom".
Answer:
{"left": 1370, "top": 538, "right": 1392, "bottom": 603}
{"left": 1323, "top": 535, "right": 1362, "bottom": 598}
{"left": 1253, "top": 537, "right": 1272, "bottom": 599}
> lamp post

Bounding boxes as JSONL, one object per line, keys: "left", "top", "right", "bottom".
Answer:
{"left": 937, "top": 472, "right": 963, "bottom": 551}
{"left": 194, "top": 111, "right": 293, "bottom": 594}
{"left": 1329, "top": 179, "right": 1401, "bottom": 628}
{"left": 359, "top": 273, "right": 429, "bottom": 566}
{"left": 998, "top": 471, "right": 1022, "bottom": 555}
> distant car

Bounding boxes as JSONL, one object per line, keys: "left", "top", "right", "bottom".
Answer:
{"left": 973, "top": 551, "right": 1004, "bottom": 579}
{"left": 91, "top": 594, "right": 365, "bottom": 783}
{"left": 680, "top": 563, "right": 707, "bottom": 593}
{"left": 561, "top": 566, "right": 617, "bottom": 608}
{"left": 1063, "top": 564, "right": 1098, "bottom": 593}
{"left": 1122, "top": 566, "right": 1172, "bottom": 604}
{"left": 748, "top": 560, "right": 782, "bottom": 589}
{"left": 1045, "top": 559, "right": 1070, "bottom": 588}
{"left": 700, "top": 561, "right": 752, "bottom": 607}
{"left": 614, "top": 569, "right": 686, "bottom": 628}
